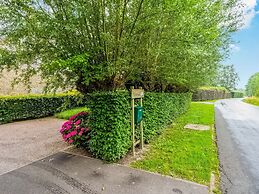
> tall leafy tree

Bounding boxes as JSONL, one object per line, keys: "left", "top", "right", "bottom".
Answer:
{"left": 213, "top": 64, "right": 240, "bottom": 90}
{"left": 246, "top": 73, "right": 259, "bottom": 97}
{"left": 0, "top": 0, "right": 242, "bottom": 93}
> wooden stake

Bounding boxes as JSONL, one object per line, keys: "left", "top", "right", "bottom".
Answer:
{"left": 131, "top": 86, "right": 135, "bottom": 156}
{"left": 140, "top": 87, "right": 144, "bottom": 149}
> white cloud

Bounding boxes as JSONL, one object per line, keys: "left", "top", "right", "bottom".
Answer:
{"left": 229, "top": 44, "right": 240, "bottom": 52}
{"left": 240, "top": 0, "right": 258, "bottom": 29}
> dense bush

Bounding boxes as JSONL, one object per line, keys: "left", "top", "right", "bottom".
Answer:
{"left": 231, "top": 91, "right": 244, "bottom": 98}
{"left": 192, "top": 87, "right": 231, "bottom": 101}
{"left": 87, "top": 92, "right": 131, "bottom": 162}
{"left": 60, "top": 112, "right": 91, "bottom": 148}
{"left": 0, "top": 93, "right": 86, "bottom": 124}
{"left": 86, "top": 91, "right": 191, "bottom": 161}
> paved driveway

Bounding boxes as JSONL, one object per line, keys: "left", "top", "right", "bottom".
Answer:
{"left": 0, "top": 117, "right": 208, "bottom": 194}
{"left": 0, "top": 117, "right": 67, "bottom": 175}
{"left": 215, "top": 99, "right": 259, "bottom": 194}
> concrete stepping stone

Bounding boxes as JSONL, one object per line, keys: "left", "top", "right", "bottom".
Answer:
{"left": 184, "top": 124, "right": 210, "bottom": 131}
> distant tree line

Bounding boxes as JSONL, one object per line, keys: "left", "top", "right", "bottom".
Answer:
{"left": 246, "top": 73, "right": 259, "bottom": 97}
{"left": 212, "top": 64, "right": 240, "bottom": 91}
{"left": 0, "top": 0, "right": 243, "bottom": 94}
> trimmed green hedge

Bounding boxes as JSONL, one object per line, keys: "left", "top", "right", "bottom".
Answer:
{"left": 0, "top": 93, "right": 86, "bottom": 124}
{"left": 192, "top": 86, "right": 231, "bottom": 101}
{"left": 143, "top": 92, "right": 192, "bottom": 142}
{"left": 231, "top": 91, "right": 244, "bottom": 98}
{"left": 87, "top": 91, "right": 192, "bottom": 161}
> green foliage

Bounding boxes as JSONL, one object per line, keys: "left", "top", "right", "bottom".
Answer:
{"left": 0, "top": 93, "right": 86, "bottom": 124}
{"left": 131, "top": 103, "right": 219, "bottom": 187}
{"left": 231, "top": 91, "right": 244, "bottom": 98}
{"left": 55, "top": 107, "right": 89, "bottom": 120}
{"left": 244, "top": 97, "right": 259, "bottom": 106}
{"left": 192, "top": 86, "right": 231, "bottom": 101}
{"left": 143, "top": 92, "right": 192, "bottom": 142}
{"left": 0, "top": 0, "right": 242, "bottom": 93}
{"left": 87, "top": 92, "right": 131, "bottom": 162}
{"left": 212, "top": 64, "right": 240, "bottom": 90}
{"left": 86, "top": 91, "right": 191, "bottom": 161}
{"left": 246, "top": 73, "right": 259, "bottom": 97}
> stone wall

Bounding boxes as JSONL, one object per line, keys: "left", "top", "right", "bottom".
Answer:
{"left": 0, "top": 70, "right": 45, "bottom": 95}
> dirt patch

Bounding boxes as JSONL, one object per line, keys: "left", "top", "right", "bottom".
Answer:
{"left": 118, "top": 145, "right": 150, "bottom": 166}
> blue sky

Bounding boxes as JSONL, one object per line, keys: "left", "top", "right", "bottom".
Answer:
{"left": 225, "top": 0, "right": 259, "bottom": 89}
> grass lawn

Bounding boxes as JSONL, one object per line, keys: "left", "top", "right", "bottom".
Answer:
{"left": 243, "top": 97, "right": 259, "bottom": 106}
{"left": 55, "top": 107, "right": 89, "bottom": 120}
{"left": 131, "top": 103, "right": 219, "bottom": 189}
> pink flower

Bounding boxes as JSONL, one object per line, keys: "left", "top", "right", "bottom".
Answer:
{"left": 62, "top": 121, "right": 72, "bottom": 127}
{"left": 68, "top": 139, "right": 74, "bottom": 144}
{"left": 63, "top": 134, "right": 67, "bottom": 140}
{"left": 69, "top": 115, "right": 77, "bottom": 121}
{"left": 66, "top": 125, "right": 72, "bottom": 130}
{"left": 75, "top": 120, "right": 81, "bottom": 125}
{"left": 66, "top": 133, "right": 71, "bottom": 138}
{"left": 69, "top": 130, "right": 77, "bottom": 137}
{"left": 60, "top": 127, "right": 65, "bottom": 133}
{"left": 78, "top": 131, "right": 83, "bottom": 136}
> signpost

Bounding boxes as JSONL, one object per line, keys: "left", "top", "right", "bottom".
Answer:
{"left": 130, "top": 86, "right": 144, "bottom": 156}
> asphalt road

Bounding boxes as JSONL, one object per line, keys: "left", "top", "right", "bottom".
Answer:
{"left": 0, "top": 152, "right": 208, "bottom": 194}
{"left": 215, "top": 99, "right": 259, "bottom": 194}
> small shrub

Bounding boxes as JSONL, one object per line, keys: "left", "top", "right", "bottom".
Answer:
{"left": 60, "top": 112, "right": 91, "bottom": 148}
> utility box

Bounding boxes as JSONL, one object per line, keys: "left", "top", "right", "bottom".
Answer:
{"left": 134, "top": 106, "right": 144, "bottom": 124}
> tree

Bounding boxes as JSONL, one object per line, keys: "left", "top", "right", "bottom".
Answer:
{"left": 246, "top": 73, "right": 259, "bottom": 97}
{"left": 0, "top": 0, "right": 242, "bottom": 94}
{"left": 213, "top": 64, "right": 240, "bottom": 90}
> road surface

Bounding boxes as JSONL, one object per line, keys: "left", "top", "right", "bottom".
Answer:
{"left": 215, "top": 99, "right": 259, "bottom": 194}
{"left": 0, "top": 118, "right": 208, "bottom": 194}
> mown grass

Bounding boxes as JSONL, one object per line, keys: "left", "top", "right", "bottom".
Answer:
{"left": 131, "top": 103, "right": 219, "bottom": 189}
{"left": 55, "top": 107, "right": 89, "bottom": 120}
{"left": 244, "top": 97, "right": 259, "bottom": 106}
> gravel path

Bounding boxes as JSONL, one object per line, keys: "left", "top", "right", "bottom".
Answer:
{"left": 0, "top": 117, "right": 67, "bottom": 175}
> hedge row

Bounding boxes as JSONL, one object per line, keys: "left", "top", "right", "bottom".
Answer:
{"left": 192, "top": 87, "right": 231, "bottom": 101}
{"left": 0, "top": 93, "right": 86, "bottom": 124}
{"left": 86, "top": 91, "right": 192, "bottom": 161}
{"left": 231, "top": 91, "right": 244, "bottom": 98}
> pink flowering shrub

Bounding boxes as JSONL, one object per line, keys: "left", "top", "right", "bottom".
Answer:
{"left": 60, "top": 112, "right": 91, "bottom": 148}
